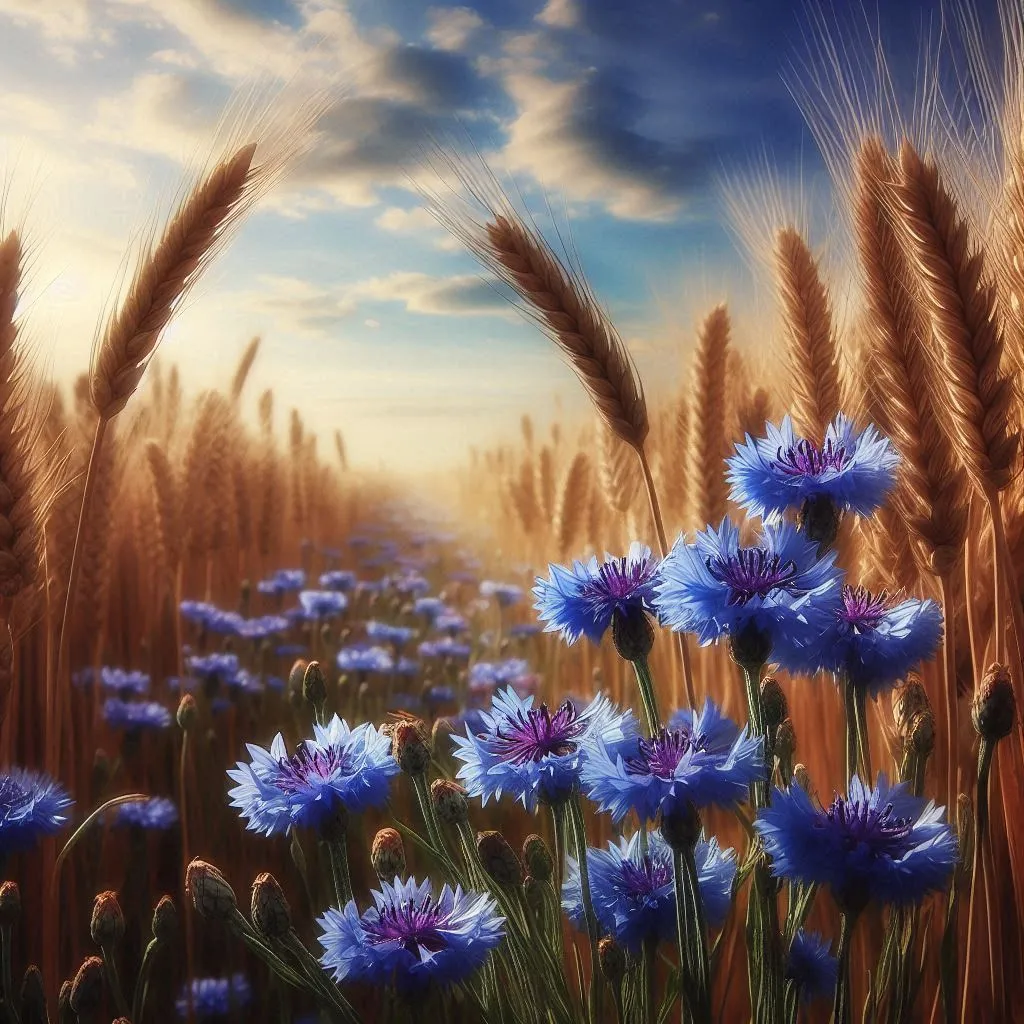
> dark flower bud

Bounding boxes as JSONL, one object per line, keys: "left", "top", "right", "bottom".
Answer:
{"left": 185, "top": 859, "right": 237, "bottom": 920}
{"left": 909, "top": 709, "right": 935, "bottom": 757}
{"left": 973, "top": 664, "right": 1016, "bottom": 742}
{"left": 357, "top": 680, "right": 371, "bottom": 704}
{"left": 431, "top": 717, "right": 453, "bottom": 753}
{"left": 152, "top": 895, "right": 178, "bottom": 943}
{"left": 892, "top": 673, "right": 930, "bottom": 741}
{"left": 523, "top": 874, "right": 546, "bottom": 916}
{"left": 477, "top": 830, "right": 524, "bottom": 887}
{"left": 774, "top": 719, "right": 796, "bottom": 761}
{"left": 251, "top": 873, "right": 291, "bottom": 939}
{"left": 90, "top": 890, "right": 125, "bottom": 947}
{"left": 57, "top": 981, "right": 72, "bottom": 1024}
{"left": 760, "top": 677, "right": 788, "bottom": 731}
{"left": 288, "top": 659, "right": 309, "bottom": 696}
{"left": 316, "top": 804, "right": 349, "bottom": 844}
{"left": 798, "top": 494, "right": 842, "bottom": 552}
{"left": 394, "top": 722, "right": 431, "bottom": 775}
{"left": 598, "top": 937, "right": 626, "bottom": 985}
{"left": 112, "top": 1019, "right": 131, "bottom": 1024}
{"left": 176, "top": 694, "right": 198, "bottom": 732}
{"left": 729, "top": 620, "right": 773, "bottom": 671}
{"left": 319, "top": 622, "right": 333, "bottom": 647}
{"left": 956, "top": 794, "right": 974, "bottom": 874}
{"left": 793, "top": 763, "right": 811, "bottom": 793}
{"left": 660, "top": 802, "right": 701, "bottom": 852}
{"left": 522, "top": 834, "right": 554, "bottom": 883}
{"left": 371, "top": 828, "right": 406, "bottom": 879}
{"left": 69, "top": 957, "right": 104, "bottom": 1017}
{"left": 611, "top": 605, "right": 655, "bottom": 663}
{"left": 431, "top": 779, "right": 469, "bottom": 826}
{"left": 302, "top": 660, "right": 328, "bottom": 710}
{"left": 0, "top": 881, "right": 20, "bottom": 927}
{"left": 19, "top": 965, "right": 46, "bottom": 1024}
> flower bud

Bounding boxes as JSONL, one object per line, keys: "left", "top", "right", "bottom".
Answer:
{"left": 152, "top": 895, "right": 178, "bottom": 943}
{"left": 431, "top": 779, "right": 469, "bottom": 826}
{"left": 477, "top": 830, "right": 524, "bottom": 887}
{"left": 598, "top": 937, "right": 626, "bottom": 986}
{"left": 90, "top": 890, "right": 125, "bottom": 947}
{"left": 793, "top": 764, "right": 811, "bottom": 792}
{"left": 522, "top": 834, "right": 554, "bottom": 883}
{"left": 185, "top": 859, "right": 237, "bottom": 920}
{"left": 660, "top": 802, "right": 700, "bottom": 852}
{"left": 774, "top": 719, "right": 796, "bottom": 761}
{"left": 57, "top": 981, "right": 72, "bottom": 1024}
{"left": 19, "top": 965, "right": 46, "bottom": 1024}
{"left": 729, "top": 620, "right": 773, "bottom": 671}
{"left": 431, "top": 716, "right": 453, "bottom": 753}
{"left": 909, "top": 709, "right": 935, "bottom": 757}
{"left": 176, "top": 694, "right": 198, "bottom": 731}
{"left": 302, "top": 660, "right": 327, "bottom": 710}
{"left": 251, "top": 873, "right": 291, "bottom": 939}
{"left": 316, "top": 803, "right": 349, "bottom": 844}
{"left": 956, "top": 794, "right": 974, "bottom": 875}
{"left": 760, "top": 677, "right": 788, "bottom": 731}
{"left": 523, "top": 874, "right": 546, "bottom": 915}
{"left": 288, "top": 658, "right": 309, "bottom": 696}
{"left": 798, "top": 494, "right": 842, "bottom": 551}
{"left": 892, "top": 673, "right": 930, "bottom": 741}
{"left": 69, "top": 957, "right": 104, "bottom": 1017}
{"left": 972, "top": 664, "right": 1016, "bottom": 742}
{"left": 393, "top": 721, "right": 431, "bottom": 775}
{"left": 371, "top": 828, "right": 406, "bottom": 879}
{"left": 0, "top": 881, "right": 20, "bottom": 928}
{"left": 611, "top": 606, "right": 655, "bottom": 662}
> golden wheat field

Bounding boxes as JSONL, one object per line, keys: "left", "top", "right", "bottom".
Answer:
{"left": 2, "top": 0, "right": 1024, "bottom": 1022}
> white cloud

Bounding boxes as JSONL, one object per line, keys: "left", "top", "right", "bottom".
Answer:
{"left": 232, "top": 275, "right": 358, "bottom": 336}
{"left": 426, "top": 6, "right": 484, "bottom": 51}
{"left": 375, "top": 206, "right": 438, "bottom": 233}
{"left": 0, "top": 0, "right": 93, "bottom": 50}
{"left": 350, "top": 271, "right": 514, "bottom": 316}
{"left": 0, "top": 92, "right": 67, "bottom": 134}
{"left": 535, "top": 0, "right": 578, "bottom": 29}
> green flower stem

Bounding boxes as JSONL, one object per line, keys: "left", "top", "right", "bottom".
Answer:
{"left": 412, "top": 773, "right": 448, "bottom": 857}
{"left": 674, "top": 846, "right": 711, "bottom": 1024}
{"left": 280, "top": 931, "right": 363, "bottom": 1024}
{"left": 131, "top": 938, "right": 161, "bottom": 1024}
{"left": 566, "top": 793, "right": 603, "bottom": 1024}
{"left": 853, "top": 684, "right": 872, "bottom": 782}
{"left": 324, "top": 838, "right": 353, "bottom": 908}
{"left": 226, "top": 909, "right": 311, "bottom": 990}
{"left": 550, "top": 801, "right": 567, "bottom": 895}
{"left": 831, "top": 911, "right": 859, "bottom": 1024}
{"left": 631, "top": 656, "right": 662, "bottom": 736}
{"left": 640, "top": 938, "right": 655, "bottom": 1024}
{"left": 101, "top": 944, "right": 131, "bottom": 1018}
{"left": 783, "top": 979, "right": 799, "bottom": 1024}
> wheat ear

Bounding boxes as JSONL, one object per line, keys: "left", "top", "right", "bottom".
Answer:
{"left": 555, "top": 452, "right": 591, "bottom": 558}
{"left": 774, "top": 227, "right": 842, "bottom": 440}
{"left": 688, "top": 304, "right": 731, "bottom": 528}
{"left": 230, "top": 335, "right": 261, "bottom": 403}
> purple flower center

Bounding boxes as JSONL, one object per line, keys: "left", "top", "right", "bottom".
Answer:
{"left": 620, "top": 854, "right": 672, "bottom": 897}
{"left": 625, "top": 728, "right": 704, "bottom": 778}
{"left": 364, "top": 897, "right": 448, "bottom": 955}
{"left": 839, "top": 586, "right": 889, "bottom": 631}
{"left": 706, "top": 547, "right": 797, "bottom": 605}
{"left": 274, "top": 742, "right": 351, "bottom": 794}
{"left": 580, "top": 555, "right": 656, "bottom": 606}
{"left": 773, "top": 439, "right": 847, "bottom": 477}
{"left": 824, "top": 796, "right": 913, "bottom": 857}
{"left": 493, "top": 700, "right": 584, "bottom": 764}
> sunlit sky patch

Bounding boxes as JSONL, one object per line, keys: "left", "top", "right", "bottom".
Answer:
{"left": 0, "top": 0, "right": 961, "bottom": 472}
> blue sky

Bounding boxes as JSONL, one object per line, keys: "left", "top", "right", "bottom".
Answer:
{"left": 0, "top": 0, "right": 961, "bottom": 471}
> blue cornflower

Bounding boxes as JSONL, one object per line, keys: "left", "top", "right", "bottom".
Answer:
{"left": 187, "top": 653, "right": 240, "bottom": 681}
{"left": 349, "top": 536, "right": 371, "bottom": 549}
{"left": 230, "top": 669, "right": 264, "bottom": 695}
{"left": 563, "top": 829, "right": 736, "bottom": 953}
{"left": 276, "top": 643, "right": 308, "bottom": 658}
{"left": 395, "top": 574, "right": 431, "bottom": 596}
{"left": 337, "top": 645, "right": 394, "bottom": 675}
{"left": 227, "top": 716, "right": 398, "bottom": 836}
{"left": 176, "top": 974, "right": 251, "bottom": 1018}
{"left": 452, "top": 686, "right": 637, "bottom": 812}
{"left": 319, "top": 570, "right": 357, "bottom": 591}
{"left": 114, "top": 797, "right": 179, "bottom": 830}
{"left": 480, "top": 581, "right": 523, "bottom": 607}
{"left": 298, "top": 590, "right": 349, "bottom": 619}
{"left": 103, "top": 699, "right": 172, "bottom": 731}
{"left": 179, "top": 600, "right": 217, "bottom": 625}
{"left": 425, "top": 684, "right": 456, "bottom": 706}
{"left": 317, "top": 876, "right": 505, "bottom": 992}
{"left": 414, "top": 597, "right": 446, "bottom": 619}
{"left": 234, "top": 615, "right": 290, "bottom": 640}
{"left": 395, "top": 657, "right": 420, "bottom": 677}
{"left": 581, "top": 699, "right": 764, "bottom": 823}
{"left": 653, "top": 518, "right": 842, "bottom": 669}
{"left": 534, "top": 542, "right": 660, "bottom": 646}
{"left": 202, "top": 608, "right": 244, "bottom": 635}
{"left": 434, "top": 612, "right": 468, "bottom": 634}
{"left": 366, "top": 621, "right": 415, "bottom": 646}
{"left": 419, "top": 638, "right": 471, "bottom": 660}
{"left": 258, "top": 569, "right": 306, "bottom": 596}
{"left": 754, "top": 773, "right": 957, "bottom": 911}
{"left": 100, "top": 667, "right": 150, "bottom": 695}
{"left": 786, "top": 930, "right": 838, "bottom": 1004}
{"left": 807, "top": 586, "right": 943, "bottom": 697}
{"left": 509, "top": 623, "right": 541, "bottom": 638}
{"left": 0, "top": 768, "right": 72, "bottom": 853}
{"left": 726, "top": 415, "right": 899, "bottom": 522}
{"left": 449, "top": 570, "right": 479, "bottom": 585}
{"left": 469, "top": 659, "right": 531, "bottom": 694}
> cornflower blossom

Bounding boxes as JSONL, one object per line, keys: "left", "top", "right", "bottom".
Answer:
{"left": 337, "top": 646, "right": 394, "bottom": 675}
{"left": 394, "top": 657, "right": 420, "bottom": 677}
{"left": 726, "top": 415, "right": 899, "bottom": 522}
{"left": 414, "top": 597, "right": 446, "bottom": 619}
{"left": 187, "top": 653, "right": 240, "bottom": 682}
{"left": 469, "top": 659, "right": 532, "bottom": 694}
{"left": 653, "top": 518, "right": 842, "bottom": 669}
{"left": 317, "top": 876, "right": 505, "bottom": 991}
{"left": 534, "top": 542, "right": 660, "bottom": 646}
{"left": 229, "top": 669, "right": 264, "bottom": 696}
{"left": 100, "top": 667, "right": 150, "bottom": 695}
{"left": 581, "top": 699, "right": 764, "bottom": 823}
{"left": 452, "top": 686, "right": 637, "bottom": 811}
{"left": 275, "top": 643, "right": 308, "bottom": 659}
{"left": 563, "top": 829, "right": 736, "bottom": 953}
{"left": 297, "top": 590, "right": 349, "bottom": 619}
{"left": 434, "top": 612, "right": 469, "bottom": 634}
{"left": 754, "top": 774, "right": 957, "bottom": 911}
{"left": 319, "top": 570, "right": 358, "bottom": 591}
{"left": 201, "top": 608, "right": 244, "bottom": 635}
{"left": 114, "top": 797, "right": 179, "bottom": 830}
{"left": 480, "top": 581, "right": 524, "bottom": 607}
{"left": 448, "top": 570, "right": 480, "bottom": 585}
{"left": 425, "top": 684, "right": 456, "bottom": 706}
{"left": 418, "top": 638, "right": 471, "bottom": 660}
{"left": 0, "top": 768, "right": 73, "bottom": 852}
{"left": 179, "top": 600, "right": 217, "bottom": 624}
{"left": 786, "top": 930, "right": 838, "bottom": 1004}
{"left": 228, "top": 716, "right": 398, "bottom": 836}
{"left": 804, "top": 586, "right": 943, "bottom": 697}
{"left": 366, "top": 621, "right": 415, "bottom": 646}
{"left": 395, "top": 574, "right": 431, "bottom": 596}
{"left": 103, "top": 699, "right": 173, "bottom": 731}
{"left": 176, "top": 975, "right": 252, "bottom": 1018}
{"left": 234, "top": 615, "right": 290, "bottom": 640}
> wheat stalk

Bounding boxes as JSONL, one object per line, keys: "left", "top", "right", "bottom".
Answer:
{"left": 230, "top": 335, "right": 261, "bottom": 403}
{"left": 689, "top": 304, "right": 731, "bottom": 528}
{"left": 555, "top": 452, "right": 591, "bottom": 558}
